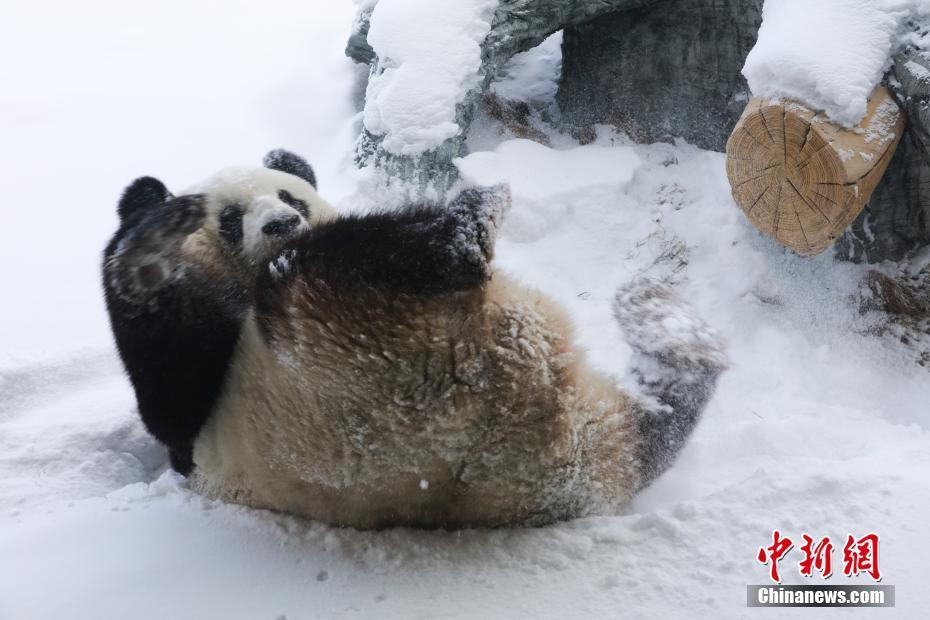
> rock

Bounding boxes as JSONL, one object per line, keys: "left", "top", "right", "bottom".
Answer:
{"left": 858, "top": 268, "right": 930, "bottom": 369}
{"left": 346, "top": 3, "right": 376, "bottom": 65}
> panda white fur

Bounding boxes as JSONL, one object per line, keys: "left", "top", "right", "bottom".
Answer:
{"left": 103, "top": 150, "right": 727, "bottom": 529}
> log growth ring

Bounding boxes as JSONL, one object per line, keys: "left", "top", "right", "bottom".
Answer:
{"left": 726, "top": 89, "right": 903, "bottom": 256}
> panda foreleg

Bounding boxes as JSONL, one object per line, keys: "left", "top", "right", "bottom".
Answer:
{"left": 103, "top": 194, "right": 246, "bottom": 475}
{"left": 104, "top": 195, "right": 207, "bottom": 306}
{"left": 285, "top": 184, "right": 510, "bottom": 296}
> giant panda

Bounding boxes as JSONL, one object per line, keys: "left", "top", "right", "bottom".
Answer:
{"left": 103, "top": 149, "right": 727, "bottom": 529}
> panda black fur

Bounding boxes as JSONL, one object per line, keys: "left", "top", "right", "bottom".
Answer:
{"left": 103, "top": 150, "right": 727, "bottom": 529}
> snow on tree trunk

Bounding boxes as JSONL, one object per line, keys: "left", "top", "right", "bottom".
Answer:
{"left": 725, "top": 86, "right": 905, "bottom": 257}
{"left": 557, "top": 0, "right": 763, "bottom": 152}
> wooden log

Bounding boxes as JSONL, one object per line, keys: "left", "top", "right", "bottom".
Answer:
{"left": 725, "top": 86, "right": 905, "bottom": 256}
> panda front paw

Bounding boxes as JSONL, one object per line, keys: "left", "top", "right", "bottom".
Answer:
{"left": 122, "top": 195, "right": 206, "bottom": 253}
{"left": 152, "top": 195, "right": 208, "bottom": 239}
{"left": 447, "top": 184, "right": 511, "bottom": 270}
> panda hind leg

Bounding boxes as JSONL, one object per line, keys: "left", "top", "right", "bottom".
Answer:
{"left": 612, "top": 278, "right": 728, "bottom": 487}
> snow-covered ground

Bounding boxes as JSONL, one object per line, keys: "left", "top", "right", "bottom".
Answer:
{"left": 2, "top": 2, "right": 929, "bottom": 619}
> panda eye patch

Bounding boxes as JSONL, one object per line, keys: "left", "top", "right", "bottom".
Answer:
{"left": 219, "top": 204, "right": 244, "bottom": 244}
{"left": 278, "top": 190, "right": 310, "bottom": 219}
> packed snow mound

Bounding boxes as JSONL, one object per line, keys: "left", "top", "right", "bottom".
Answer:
{"left": 363, "top": 0, "right": 499, "bottom": 155}
{"left": 743, "top": 0, "right": 930, "bottom": 126}
{"left": 454, "top": 139, "right": 642, "bottom": 244}
{"left": 454, "top": 139, "right": 641, "bottom": 200}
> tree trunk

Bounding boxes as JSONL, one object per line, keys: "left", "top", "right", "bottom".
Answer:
{"left": 556, "top": 0, "right": 763, "bottom": 152}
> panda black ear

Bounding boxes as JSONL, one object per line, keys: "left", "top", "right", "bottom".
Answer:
{"left": 118, "top": 176, "right": 172, "bottom": 221}
{"left": 263, "top": 149, "right": 317, "bottom": 189}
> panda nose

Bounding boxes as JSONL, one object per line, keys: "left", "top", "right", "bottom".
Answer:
{"left": 262, "top": 214, "right": 301, "bottom": 236}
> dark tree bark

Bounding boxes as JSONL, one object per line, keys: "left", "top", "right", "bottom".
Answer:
{"left": 837, "top": 48, "right": 930, "bottom": 263}
{"left": 556, "top": 0, "right": 763, "bottom": 152}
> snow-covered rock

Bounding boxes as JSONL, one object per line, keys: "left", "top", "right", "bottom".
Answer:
{"left": 743, "top": 0, "right": 929, "bottom": 127}
{"left": 838, "top": 45, "right": 930, "bottom": 263}
{"left": 363, "top": 0, "right": 498, "bottom": 156}
{"left": 348, "top": 0, "right": 664, "bottom": 190}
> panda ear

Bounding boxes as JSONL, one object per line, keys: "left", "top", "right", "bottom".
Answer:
{"left": 118, "top": 176, "right": 172, "bottom": 221}
{"left": 263, "top": 149, "right": 317, "bottom": 189}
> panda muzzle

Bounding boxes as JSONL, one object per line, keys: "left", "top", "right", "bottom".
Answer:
{"left": 262, "top": 214, "right": 301, "bottom": 236}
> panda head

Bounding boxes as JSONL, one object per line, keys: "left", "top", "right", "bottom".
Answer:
{"left": 118, "top": 149, "right": 337, "bottom": 284}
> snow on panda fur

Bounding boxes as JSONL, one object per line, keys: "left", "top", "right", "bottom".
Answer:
{"left": 102, "top": 150, "right": 727, "bottom": 529}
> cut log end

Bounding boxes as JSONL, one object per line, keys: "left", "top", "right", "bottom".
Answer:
{"left": 725, "top": 87, "right": 905, "bottom": 256}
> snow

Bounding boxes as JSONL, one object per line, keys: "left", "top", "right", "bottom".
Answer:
{"left": 3, "top": 2, "right": 930, "bottom": 619}
{"left": 363, "top": 0, "right": 499, "bottom": 155}
{"left": 743, "top": 0, "right": 930, "bottom": 126}
{"left": 490, "top": 31, "right": 564, "bottom": 104}
{"left": 0, "top": 0, "right": 359, "bottom": 365}
{"left": 456, "top": 139, "right": 641, "bottom": 200}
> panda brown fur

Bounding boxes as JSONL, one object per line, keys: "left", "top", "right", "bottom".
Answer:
{"left": 103, "top": 150, "right": 727, "bottom": 529}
